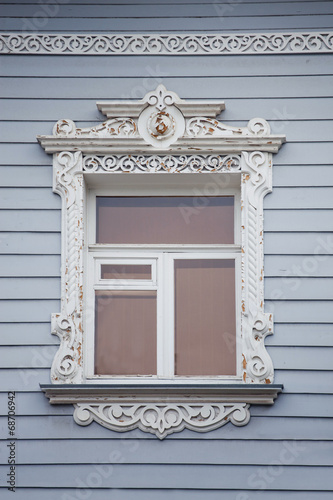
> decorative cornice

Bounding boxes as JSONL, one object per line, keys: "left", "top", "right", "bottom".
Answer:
{"left": 37, "top": 86, "right": 285, "bottom": 155}
{"left": 1, "top": 32, "right": 333, "bottom": 55}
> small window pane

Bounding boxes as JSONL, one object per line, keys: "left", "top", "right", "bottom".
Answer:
{"left": 174, "top": 259, "right": 236, "bottom": 376}
{"left": 101, "top": 264, "right": 151, "bottom": 280}
{"left": 95, "top": 290, "right": 157, "bottom": 375}
{"left": 96, "top": 196, "right": 234, "bottom": 244}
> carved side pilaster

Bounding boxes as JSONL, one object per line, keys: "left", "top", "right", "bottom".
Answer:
{"left": 241, "top": 151, "right": 274, "bottom": 383}
{"left": 51, "top": 151, "right": 84, "bottom": 383}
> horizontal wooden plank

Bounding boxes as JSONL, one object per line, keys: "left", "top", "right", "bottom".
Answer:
{"left": 0, "top": 368, "right": 50, "bottom": 391}
{"left": 2, "top": 98, "right": 333, "bottom": 121}
{"left": 251, "top": 393, "right": 333, "bottom": 418}
{"left": 1, "top": 488, "right": 332, "bottom": 500}
{"left": 0, "top": 255, "right": 60, "bottom": 277}
{"left": 1, "top": 76, "right": 332, "bottom": 99}
{"left": 264, "top": 210, "right": 333, "bottom": 232}
{"left": 6, "top": 0, "right": 330, "bottom": 4}
{"left": 0, "top": 345, "right": 57, "bottom": 368}
{"left": 274, "top": 369, "right": 333, "bottom": 393}
{"left": 0, "top": 322, "right": 55, "bottom": 345}
{"left": 267, "top": 323, "right": 333, "bottom": 346}
{"left": 0, "top": 462, "right": 332, "bottom": 489}
{"left": 265, "top": 187, "right": 333, "bottom": 209}
{"left": 2, "top": 14, "right": 333, "bottom": 30}
{"left": 265, "top": 277, "right": 333, "bottom": 300}
{"left": 268, "top": 346, "right": 333, "bottom": 370}
{"left": 3, "top": 2, "right": 333, "bottom": 17}
{"left": 0, "top": 188, "right": 60, "bottom": 209}
{"left": 0, "top": 414, "right": 331, "bottom": 441}
{"left": 0, "top": 210, "right": 60, "bottom": 232}
{"left": 0, "top": 299, "right": 60, "bottom": 322}
{"left": 0, "top": 166, "right": 53, "bottom": 187}
{"left": 0, "top": 437, "right": 331, "bottom": 466}
{"left": 0, "top": 277, "right": 60, "bottom": 299}
{"left": 1, "top": 142, "right": 332, "bottom": 166}
{"left": 265, "top": 255, "right": 333, "bottom": 278}
{"left": 273, "top": 166, "right": 333, "bottom": 187}
{"left": 0, "top": 489, "right": 332, "bottom": 500}
{"left": 265, "top": 300, "right": 333, "bottom": 323}
{"left": 2, "top": 54, "right": 333, "bottom": 78}
{"left": 265, "top": 232, "right": 333, "bottom": 254}
{"left": 0, "top": 232, "right": 60, "bottom": 254}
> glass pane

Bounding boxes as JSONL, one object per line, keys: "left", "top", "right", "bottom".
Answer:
{"left": 101, "top": 264, "right": 151, "bottom": 280}
{"left": 96, "top": 196, "right": 234, "bottom": 244}
{"left": 95, "top": 290, "right": 157, "bottom": 375}
{"left": 174, "top": 259, "right": 236, "bottom": 376}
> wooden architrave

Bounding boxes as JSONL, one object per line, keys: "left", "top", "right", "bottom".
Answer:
{"left": 39, "top": 85, "right": 285, "bottom": 438}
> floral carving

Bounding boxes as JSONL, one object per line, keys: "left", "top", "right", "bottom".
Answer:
{"left": 51, "top": 151, "right": 84, "bottom": 383}
{"left": 83, "top": 154, "right": 241, "bottom": 173}
{"left": 1, "top": 32, "right": 333, "bottom": 55}
{"left": 186, "top": 117, "right": 270, "bottom": 137}
{"left": 74, "top": 402, "right": 250, "bottom": 439}
{"left": 240, "top": 151, "right": 274, "bottom": 383}
{"left": 53, "top": 118, "right": 137, "bottom": 138}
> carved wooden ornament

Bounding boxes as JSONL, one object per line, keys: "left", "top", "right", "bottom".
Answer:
{"left": 39, "top": 85, "right": 285, "bottom": 438}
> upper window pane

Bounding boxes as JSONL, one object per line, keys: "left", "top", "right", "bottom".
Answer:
{"left": 101, "top": 264, "right": 151, "bottom": 280}
{"left": 96, "top": 196, "right": 234, "bottom": 245}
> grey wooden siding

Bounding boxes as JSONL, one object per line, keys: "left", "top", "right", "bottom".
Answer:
{"left": 1, "top": 0, "right": 333, "bottom": 31}
{"left": 1, "top": 1, "right": 333, "bottom": 498}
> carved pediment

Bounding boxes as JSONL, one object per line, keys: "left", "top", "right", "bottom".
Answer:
{"left": 37, "top": 84, "right": 285, "bottom": 154}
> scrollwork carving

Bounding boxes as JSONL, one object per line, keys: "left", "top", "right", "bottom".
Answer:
{"left": 2, "top": 33, "right": 333, "bottom": 55}
{"left": 83, "top": 154, "right": 241, "bottom": 174}
{"left": 186, "top": 117, "right": 270, "bottom": 137}
{"left": 74, "top": 402, "right": 250, "bottom": 439}
{"left": 53, "top": 118, "right": 137, "bottom": 138}
{"left": 241, "top": 151, "right": 274, "bottom": 383}
{"left": 51, "top": 151, "right": 84, "bottom": 383}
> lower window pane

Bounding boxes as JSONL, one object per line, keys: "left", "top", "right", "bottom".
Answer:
{"left": 174, "top": 259, "right": 236, "bottom": 376}
{"left": 95, "top": 290, "right": 157, "bottom": 375}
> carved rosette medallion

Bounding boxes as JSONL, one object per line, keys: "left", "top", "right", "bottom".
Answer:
{"left": 138, "top": 85, "right": 185, "bottom": 148}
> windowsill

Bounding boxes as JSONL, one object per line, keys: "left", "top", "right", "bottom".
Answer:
{"left": 41, "top": 383, "right": 283, "bottom": 405}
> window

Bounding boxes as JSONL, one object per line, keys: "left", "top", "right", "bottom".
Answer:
{"left": 38, "top": 85, "right": 284, "bottom": 438}
{"left": 86, "top": 188, "right": 240, "bottom": 380}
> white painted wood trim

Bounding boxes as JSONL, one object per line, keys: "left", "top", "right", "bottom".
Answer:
{"left": 41, "top": 384, "right": 283, "bottom": 439}
{"left": 38, "top": 85, "right": 285, "bottom": 437}
{"left": 1, "top": 32, "right": 333, "bottom": 55}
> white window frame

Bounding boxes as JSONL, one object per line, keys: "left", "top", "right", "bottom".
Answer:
{"left": 85, "top": 185, "right": 241, "bottom": 382}
{"left": 38, "top": 85, "right": 285, "bottom": 438}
